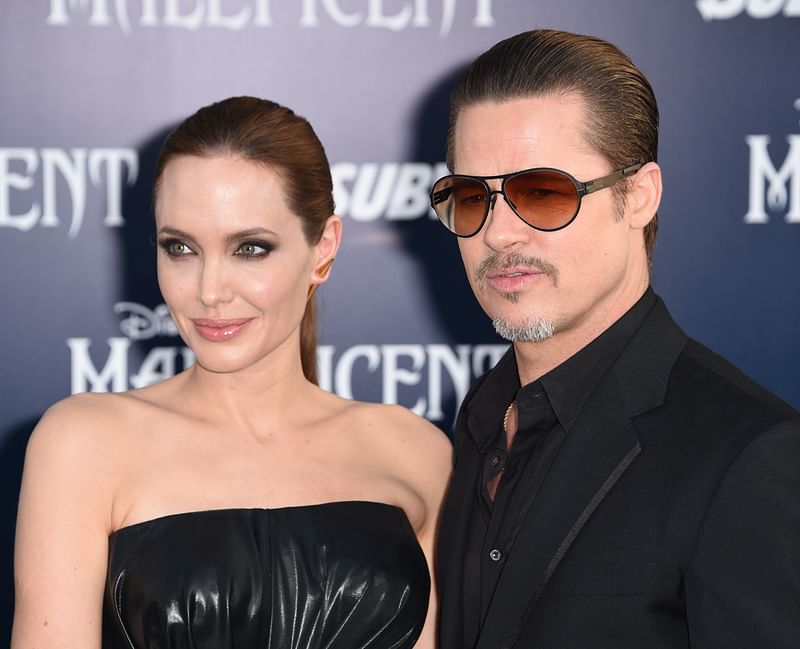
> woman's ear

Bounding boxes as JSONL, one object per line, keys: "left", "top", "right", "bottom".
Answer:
{"left": 307, "top": 216, "right": 343, "bottom": 298}
{"left": 627, "top": 162, "right": 662, "bottom": 231}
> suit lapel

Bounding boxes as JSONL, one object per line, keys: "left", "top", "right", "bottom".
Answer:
{"left": 476, "top": 371, "right": 640, "bottom": 649}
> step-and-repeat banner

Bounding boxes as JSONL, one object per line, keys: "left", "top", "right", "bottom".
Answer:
{"left": 1, "top": 0, "right": 798, "bottom": 637}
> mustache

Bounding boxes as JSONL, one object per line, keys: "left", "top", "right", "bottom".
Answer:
{"left": 474, "top": 252, "right": 559, "bottom": 290}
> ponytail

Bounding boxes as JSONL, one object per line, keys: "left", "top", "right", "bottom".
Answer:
{"left": 299, "top": 297, "right": 318, "bottom": 384}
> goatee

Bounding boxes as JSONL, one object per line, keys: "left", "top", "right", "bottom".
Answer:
{"left": 492, "top": 317, "right": 556, "bottom": 342}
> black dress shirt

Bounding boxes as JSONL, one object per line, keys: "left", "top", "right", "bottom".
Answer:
{"left": 461, "top": 289, "right": 657, "bottom": 647}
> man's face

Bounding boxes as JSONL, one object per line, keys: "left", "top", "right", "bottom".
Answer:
{"left": 453, "top": 94, "right": 650, "bottom": 348}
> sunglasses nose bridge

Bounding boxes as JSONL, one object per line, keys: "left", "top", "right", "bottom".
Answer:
{"left": 483, "top": 185, "right": 530, "bottom": 239}
{"left": 486, "top": 189, "right": 500, "bottom": 211}
{"left": 486, "top": 186, "right": 522, "bottom": 223}
{"left": 487, "top": 187, "right": 515, "bottom": 211}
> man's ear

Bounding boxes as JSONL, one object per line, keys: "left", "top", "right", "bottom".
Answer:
{"left": 627, "top": 162, "right": 662, "bottom": 231}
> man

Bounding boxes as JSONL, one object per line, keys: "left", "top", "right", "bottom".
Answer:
{"left": 432, "top": 29, "right": 800, "bottom": 649}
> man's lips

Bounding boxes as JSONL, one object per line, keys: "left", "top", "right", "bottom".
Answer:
{"left": 485, "top": 268, "right": 549, "bottom": 292}
{"left": 474, "top": 253, "right": 559, "bottom": 293}
{"left": 192, "top": 318, "right": 253, "bottom": 342}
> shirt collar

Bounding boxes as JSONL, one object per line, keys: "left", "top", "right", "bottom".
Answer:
{"left": 539, "top": 287, "right": 656, "bottom": 431}
{"left": 466, "top": 347, "right": 520, "bottom": 450}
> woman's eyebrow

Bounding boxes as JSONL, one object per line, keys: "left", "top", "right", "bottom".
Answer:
{"left": 156, "top": 226, "right": 277, "bottom": 243}
{"left": 224, "top": 227, "right": 276, "bottom": 243}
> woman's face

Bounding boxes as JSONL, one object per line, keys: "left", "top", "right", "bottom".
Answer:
{"left": 154, "top": 154, "right": 338, "bottom": 375}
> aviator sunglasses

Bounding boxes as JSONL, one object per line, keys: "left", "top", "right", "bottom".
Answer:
{"left": 429, "top": 162, "right": 644, "bottom": 237}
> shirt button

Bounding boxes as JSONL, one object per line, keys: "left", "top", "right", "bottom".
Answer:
{"left": 490, "top": 455, "right": 500, "bottom": 467}
{"left": 489, "top": 548, "right": 502, "bottom": 562}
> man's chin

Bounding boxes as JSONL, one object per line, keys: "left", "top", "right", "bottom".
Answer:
{"left": 491, "top": 316, "right": 556, "bottom": 343}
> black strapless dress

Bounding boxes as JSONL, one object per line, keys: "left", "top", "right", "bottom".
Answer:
{"left": 102, "top": 501, "right": 430, "bottom": 649}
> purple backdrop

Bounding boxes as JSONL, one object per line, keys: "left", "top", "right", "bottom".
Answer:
{"left": 1, "top": 1, "right": 799, "bottom": 641}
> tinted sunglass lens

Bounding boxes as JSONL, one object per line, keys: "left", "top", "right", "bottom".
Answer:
{"left": 505, "top": 170, "right": 579, "bottom": 230}
{"left": 431, "top": 177, "right": 489, "bottom": 236}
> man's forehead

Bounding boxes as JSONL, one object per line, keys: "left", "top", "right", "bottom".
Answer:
{"left": 452, "top": 94, "right": 597, "bottom": 173}
{"left": 458, "top": 91, "right": 586, "bottom": 119}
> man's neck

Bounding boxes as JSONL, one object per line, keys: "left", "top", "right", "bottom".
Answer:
{"left": 513, "top": 284, "right": 650, "bottom": 386}
{"left": 514, "top": 336, "right": 579, "bottom": 386}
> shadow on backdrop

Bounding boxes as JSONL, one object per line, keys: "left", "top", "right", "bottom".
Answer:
{"left": 121, "top": 125, "right": 175, "bottom": 320}
{"left": 117, "top": 124, "right": 186, "bottom": 377}
{"left": 393, "top": 63, "right": 504, "bottom": 435}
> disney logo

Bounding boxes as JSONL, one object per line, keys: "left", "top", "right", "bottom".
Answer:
{"left": 113, "top": 302, "right": 179, "bottom": 340}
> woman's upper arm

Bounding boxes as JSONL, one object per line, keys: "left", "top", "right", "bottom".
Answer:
{"left": 398, "top": 412, "right": 452, "bottom": 649}
{"left": 12, "top": 398, "right": 114, "bottom": 649}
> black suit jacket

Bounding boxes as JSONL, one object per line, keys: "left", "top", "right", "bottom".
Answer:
{"left": 437, "top": 297, "right": 800, "bottom": 649}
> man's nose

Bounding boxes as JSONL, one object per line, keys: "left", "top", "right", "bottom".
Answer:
{"left": 482, "top": 189, "right": 532, "bottom": 252}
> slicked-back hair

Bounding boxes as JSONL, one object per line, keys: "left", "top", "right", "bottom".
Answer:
{"left": 447, "top": 29, "right": 659, "bottom": 259}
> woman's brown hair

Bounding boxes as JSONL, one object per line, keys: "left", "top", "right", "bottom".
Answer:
{"left": 153, "top": 96, "right": 334, "bottom": 383}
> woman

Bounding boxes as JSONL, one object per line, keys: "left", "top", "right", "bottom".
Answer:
{"left": 12, "top": 96, "right": 451, "bottom": 649}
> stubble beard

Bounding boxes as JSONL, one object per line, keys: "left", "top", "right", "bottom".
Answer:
{"left": 474, "top": 252, "right": 559, "bottom": 343}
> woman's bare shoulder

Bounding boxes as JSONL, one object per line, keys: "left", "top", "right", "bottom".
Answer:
{"left": 355, "top": 401, "right": 449, "bottom": 445}
{"left": 304, "top": 388, "right": 452, "bottom": 471}
{"left": 355, "top": 403, "right": 452, "bottom": 532}
{"left": 25, "top": 390, "right": 160, "bottom": 479}
{"left": 341, "top": 400, "right": 453, "bottom": 478}
{"left": 34, "top": 390, "right": 150, "bottom": 437}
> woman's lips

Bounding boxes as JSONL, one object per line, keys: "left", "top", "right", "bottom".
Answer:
{"left": 192, "top": 318, "right": 253, "bottom": 342}
{"left": 485, "top": 268, "right": 548, "bottom": 293}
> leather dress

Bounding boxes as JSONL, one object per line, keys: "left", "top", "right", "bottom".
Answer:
{"left": 102, "top": 501, "right": 430, "bottom": 649}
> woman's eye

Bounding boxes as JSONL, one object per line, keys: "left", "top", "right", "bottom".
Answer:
{"left": 236, "top": 241, "right": 273, "bottom": 258}
{"left": 159, "top": 239, "right": 193, "bottom": 257}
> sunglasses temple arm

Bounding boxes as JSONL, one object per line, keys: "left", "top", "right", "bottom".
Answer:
{"left": 582, "top": 162, "right": 644, "bottom": 195}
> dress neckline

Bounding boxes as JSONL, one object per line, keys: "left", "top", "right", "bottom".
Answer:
{"left": 109, "top": 500, "right": 406, "bottom": 538}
